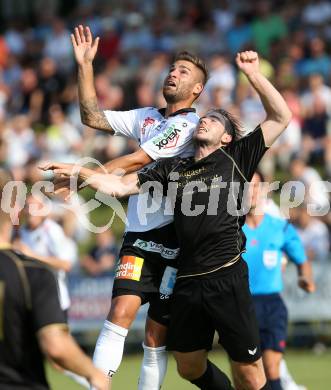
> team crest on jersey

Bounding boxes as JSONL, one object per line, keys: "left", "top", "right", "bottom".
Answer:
{"left": 115, "top": 255, "right": 144, "bottom": 281}
{"left": 141, "top": 117, "right": 155, "bottom": 135}
{"left": 152, "top": 124, "right": 182, "bottom": 150}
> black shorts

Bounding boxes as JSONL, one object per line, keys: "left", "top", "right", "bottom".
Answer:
{"left": 112, "top": 223, "right": 179, "bottom": 326}
{"left": 253, "top": 293, "right": 288, "bottom": 353}
{"left": 166, "top": 259, "right": 261, "bottom": 363}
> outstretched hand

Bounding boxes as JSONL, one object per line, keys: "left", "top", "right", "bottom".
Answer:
{"left": 236, "top": 51, "right": 260, "bottom": 77}
{"left": 71, "top": 25, "right": 99, "bottom": 65}
{"left": 39, "top": 162, "right": 80, "bottom": 200}
{"left": 40, "top": 161, "right": 77, "bottom": 177}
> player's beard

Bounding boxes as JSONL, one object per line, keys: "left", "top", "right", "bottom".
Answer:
{"left": 193, "top": 131, "right": 223, "bottom": 149}
{"left": 163, "top": 83, "right": 192, "bottom": 104}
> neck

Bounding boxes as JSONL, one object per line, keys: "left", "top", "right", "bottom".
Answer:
{"left": 194, "top": 144, "right": 220, "bottom": 160}
{"left": 246, "top": 211, "right": 264, "bottom": 228}
{"left": 165, "top": 100, "right": 192, "bottom": 118}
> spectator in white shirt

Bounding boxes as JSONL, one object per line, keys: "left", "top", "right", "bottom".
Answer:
{"left": 3, "top": 114, "right": 39, "bottom": 180}
{"left": 15, "top": 194, "right": 78, "bottom": 313}
{"left": 290, "top": 157, "right": 330, "bottom": 214}
{"left": 291, "top": 206, "right": 330, "bottom": 263}
{"left": 42, "top": 104, "right": 82, "bottom": 162}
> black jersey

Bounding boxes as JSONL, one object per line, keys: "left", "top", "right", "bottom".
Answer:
{"left": 0, "top": 247, "right": 67, "bottom": 389}
{"left": 138, "top": 126, "right": 268, "bottom": 277}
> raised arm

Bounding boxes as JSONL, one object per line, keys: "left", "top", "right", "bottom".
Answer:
{"left": 236, "top": 51, "right": 292, "bottom": 146}
{"left": 72, "top": 25, "right": 114, "bottom": 133}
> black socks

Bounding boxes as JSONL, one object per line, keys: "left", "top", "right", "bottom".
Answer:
{"left": 268, "top": 379, "right": 283, "bottom": 390}
{"left": 190, "top": 360, "right": 234, "bottom": 390}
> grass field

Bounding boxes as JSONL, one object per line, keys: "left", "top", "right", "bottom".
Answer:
{"left": 47, "top": 349, "right": 331, "bottom": 390}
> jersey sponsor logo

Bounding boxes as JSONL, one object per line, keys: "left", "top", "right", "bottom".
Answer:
{"left": 141, "top": 116, "right": 155, "bottom": 135}
{"left": 248, "top": 347, "right": 257, "bottom": 355}
{"left": 133, "top": 239, "right": 179, "bottom": 259}
{"left": 115, "top": 255, "right": 144, "bottom": 281}
{"left": 152, "top": 124, "right": 182, "bottom": 150}
{"left": 263, "top": 250, "right": 278, "bottom": 268}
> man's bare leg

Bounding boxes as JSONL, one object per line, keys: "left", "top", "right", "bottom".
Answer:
{"left": 231, "top": 358, "right": 268, "bottom": 390}
{"left": 263, "top": 350, "right": 283, "bottom": 390}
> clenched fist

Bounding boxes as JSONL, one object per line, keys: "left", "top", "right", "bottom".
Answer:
{"left": 236, "top": 51, "right": 260, "bottom": 77}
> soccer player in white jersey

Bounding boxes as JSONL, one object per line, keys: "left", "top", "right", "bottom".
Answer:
{"left": 69, "top": 25, "right": 208, "bottom": 389}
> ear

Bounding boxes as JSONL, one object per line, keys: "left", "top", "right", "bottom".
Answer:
{"left": 193, "top": 82, "right": 204, "bottom": 96}
{"left": 221, "top": 132, "right": 232, "bottom": 145}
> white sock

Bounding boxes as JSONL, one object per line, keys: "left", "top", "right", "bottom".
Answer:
{"left": 280, "top": 359, "right": 299, "bottom": 389}
{"left": 92, "top": 320, "right": 128, "bottom": 378}
{"left": 138, "top": 343, "right": 168, "bottom": 390}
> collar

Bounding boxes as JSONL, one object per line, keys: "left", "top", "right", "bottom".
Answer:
{"left": 158, "top": 107, "right": 196, "bottom": 118}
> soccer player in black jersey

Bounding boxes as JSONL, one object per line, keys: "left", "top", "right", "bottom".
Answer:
{"left": 0, "top": 169, "right": 108, "bottom": 390}
{"left": 43, "top": 51, "right": 292, "bottom": 390}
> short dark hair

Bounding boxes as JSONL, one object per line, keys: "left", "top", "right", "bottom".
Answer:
{"left": 174, "top": 51, "right": 209, "bottom": 85}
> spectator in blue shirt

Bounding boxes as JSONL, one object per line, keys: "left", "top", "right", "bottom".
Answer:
{"left": 81, "top": 230, "right": 118, "bottom": 276}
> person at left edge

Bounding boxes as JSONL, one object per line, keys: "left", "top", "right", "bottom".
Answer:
{"left": 0, "top": 168, "right": 108, "bottom": 390}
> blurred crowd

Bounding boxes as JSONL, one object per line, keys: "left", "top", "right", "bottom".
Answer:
{"left": 0, "top": 0, "right": 330, "bottom": 278}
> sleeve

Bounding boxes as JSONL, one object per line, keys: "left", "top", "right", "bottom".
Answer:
{"left": 230, "top": 125, "right": 269, "bottom": 180}
{"left": 29, "top": 267, "right": 67, "bottom": 332}
{"left": 141, "top": 117, "right": 196, "bottom": 160}
{"left": 282, "top": 222, "right": 307, "bottom": 265}
{"left": 137, "top": 159, "right": 173, "bottom": 194}
{"left": 103, "top": 108, "right": 145, "bottom": 139}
